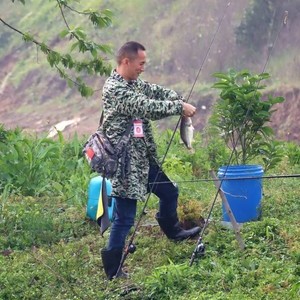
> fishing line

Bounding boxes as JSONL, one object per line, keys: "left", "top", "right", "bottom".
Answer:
{"left": 149, "top": 173, "right": 300, "bottom": 185}
{"left": 164, "top": 1, "right": 232, "bottom": 153}
{"left": 190, "top": 8, "right": 290, "bottom": 266}
{"left": 115, "top": 1, "right": 232, "bottom": 277}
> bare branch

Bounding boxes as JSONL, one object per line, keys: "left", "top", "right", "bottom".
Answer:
{"left": 1, "top": 17, "right": 38, "bottom": 47}
{"left": 56, "top": 0, "right": 71, "bottom": 30}
{"left": 63, "top": 3, "right": 90, "bottom": 15}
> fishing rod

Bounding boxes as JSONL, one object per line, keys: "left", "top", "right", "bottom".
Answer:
{"left": 115, "top": 1, "right": 232, "bottom": 277}
{"left": 189, "top": 9, "right": 290, "bottom": 266}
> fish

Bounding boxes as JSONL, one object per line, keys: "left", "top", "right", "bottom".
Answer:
{"left": 180, "top": 116, "right": 194, "bottom": 150}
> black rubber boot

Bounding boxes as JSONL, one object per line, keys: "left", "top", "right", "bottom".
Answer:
{"left": 155, "top": 213, "right": 201, "bottom": 241}
{"left": 101, "top": 248, "right": 128, "bottom": 280}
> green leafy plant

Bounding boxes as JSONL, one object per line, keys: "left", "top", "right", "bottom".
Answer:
{"left": 210, "top": 69, "right": 285, "bottom": 169}
{"left": 0, "top": 127, "right": 60, "bottom": 196}
{"left": 143, "top": 261, "right": 193, "bottom": 299}
{"left": 0, "top": 126, "right": 90, "bottom": 200}
{"left": 285, "top": 141, "right": 300, "bottom": 165}
{"left": 1, "top": 0, "right": 113, "bottom": 96}
{"left": 203, "top": 127, "right": 231, "bottom": 170}
{"left": 162, "top": 155, "right": 193, "bottom": 180}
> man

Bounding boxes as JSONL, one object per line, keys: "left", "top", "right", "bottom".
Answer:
{"left": 101, "top": 41, "right": 200, "bottom": 279}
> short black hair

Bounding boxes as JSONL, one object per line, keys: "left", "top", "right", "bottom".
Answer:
{"left": 116, "top": 41, "right": 146, "bottom": 65}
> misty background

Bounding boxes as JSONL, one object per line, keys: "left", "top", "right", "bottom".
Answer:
{"left": 0, "top": 0, "right": 299, "bottom": 141}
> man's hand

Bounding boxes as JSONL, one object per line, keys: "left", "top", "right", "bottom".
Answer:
{"left": 182, "top": 102, "right": 196, "bottom": 117}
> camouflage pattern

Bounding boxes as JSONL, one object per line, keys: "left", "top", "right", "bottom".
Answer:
{"left": 102, "top": 70, "right": 184, "bottom": 200}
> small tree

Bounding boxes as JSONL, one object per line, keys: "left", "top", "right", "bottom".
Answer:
{"left": 210, "top": 69, "right": 284, "bottom": 170}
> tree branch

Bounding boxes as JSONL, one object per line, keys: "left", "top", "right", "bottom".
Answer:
{"left": 0, "top": 17, "right": 93, "bottom": 95}
{"left": 1, "top": 17, "right": 47, "bottom": 49}
{"left": 56, "top": 0, "right": 71, "bottom": 30}
{"left": 1, "top": 1, "right": 112, "bottom": 97}
{"left": 64, "top": 3, "right": 90, "bottom": 15}
{"left": 1, "top": 17, "right": 24, "bottom": 36}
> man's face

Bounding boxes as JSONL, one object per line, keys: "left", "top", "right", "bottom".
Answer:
{"left": 126, "top": 49, "right": 146, "bottom": 81}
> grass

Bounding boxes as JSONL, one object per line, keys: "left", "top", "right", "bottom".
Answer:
{"left": 0, "top": 125, "right": 300, "bottom": 300}
{"left": 0, "top": 151, "right": 299, "bottom": 299}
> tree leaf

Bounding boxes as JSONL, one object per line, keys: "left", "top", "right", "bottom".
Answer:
{"left": 59, "top": 29, "right": 70, "bottom": 38}
{"left": 213, "top": 73, "right": 231, "bottom": 80}
{"left": 260, "top": 126, "right": 274, "bottom": 137}
{"left": 212, "top": 82, "right": 230, "bottom": 89}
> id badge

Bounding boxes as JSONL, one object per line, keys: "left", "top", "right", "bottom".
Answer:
{"left": 133, "top": 119, "right": 144, "bottom": 138}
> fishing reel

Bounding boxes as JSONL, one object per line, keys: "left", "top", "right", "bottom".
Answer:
{"left": 195, "top": 238, "right": 205, "bottom": 257}
{"left": 127, "top": 243, "right": 136, "bottom": 254}
{"left": 189, "top": 238, "right": 205, "bottom": 266}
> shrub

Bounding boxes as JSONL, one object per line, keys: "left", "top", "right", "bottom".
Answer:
{"left": 210, "top": 69, "right": 284, "bottom": 170}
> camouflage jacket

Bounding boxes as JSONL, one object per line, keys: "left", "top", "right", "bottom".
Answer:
{"left": 102, "top": 70, "right": 183, "bottom": 200}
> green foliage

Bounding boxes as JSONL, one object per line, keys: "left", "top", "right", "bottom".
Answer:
{"left": 0, "top": 126, "right": 299, "bottom": 299}
{"left": 0, "top": 126, "right": 90, "bottom": 201}
{"left": 4, "top": 0, "right": 113, "bottom": 96}
{"left": 260, "top": 140, "right": 285, "bottom": 170}
{"left": 141, "top": 202, "right": 300, "bottom": 299}
{"left": 210, "top": 69, "right": 285, "bottom": 169}
{"left": 162, "top": 155, "right": 193, "bottom": 180}
{"left": 143, "top": 261, "right": 195, "bottom": 299}
{"left": 0, "top": 196, "right": 93, "bottom": 250}
{"left": 0, "top": 127, "right": 60, "bottom": 196}
{"left": 201, "top": 126, "right": 231, "bottom": 171}
{"left": 285, "top": 141, "right": 300, "bottom": 165}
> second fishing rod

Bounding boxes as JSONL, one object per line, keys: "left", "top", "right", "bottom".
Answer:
{"left": 189, "top": 9, "right": 289, "bottom": 266}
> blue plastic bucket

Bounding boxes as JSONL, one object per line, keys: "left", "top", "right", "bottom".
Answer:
{"left": 87, "top": 176, "right": 116, "bottom": 222}
{"left": 217, "top": 165, "right": 264, "bottom": 223}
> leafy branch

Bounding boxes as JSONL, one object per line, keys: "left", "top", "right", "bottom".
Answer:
{"left": 61, "top": 1, "right": 113, "bottom": 28}
{"left": 2, "top": 0, "right": 114, "bottom": 97}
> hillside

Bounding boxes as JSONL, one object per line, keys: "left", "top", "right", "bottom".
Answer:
{"left": 0, "top": 0, "right": 300, "bottom": 141}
